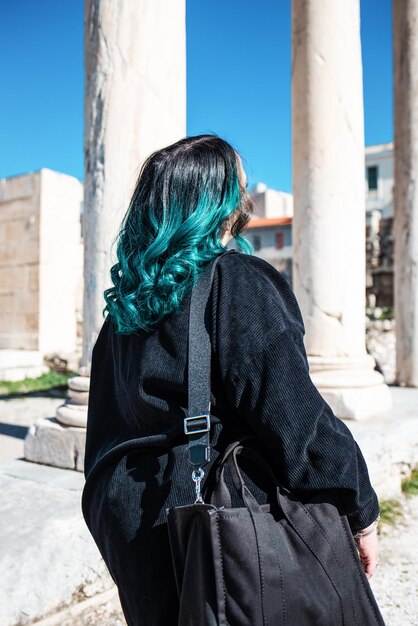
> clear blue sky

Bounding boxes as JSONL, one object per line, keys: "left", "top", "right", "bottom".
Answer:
{"left": 0, "top": 0, "right": 392, "bottom": 193}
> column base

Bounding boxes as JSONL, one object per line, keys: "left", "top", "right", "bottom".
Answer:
{"left": 308, "top": 354, "right": 393, "bottom": 420}
{"left": 23, "top": 376, "right": 90, "bottom": 471}
{"left": 56, "top": 375, "right": 89, "bottom": 427}
{"left": 24, "top": 417, "right": 86, "bottom": 472}
{"left": 56, "top": 403, "right": 88, "bottom": 427}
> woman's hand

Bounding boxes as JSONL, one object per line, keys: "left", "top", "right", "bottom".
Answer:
{"left": 354, "top": 522, "right": 380, "bottom": 580}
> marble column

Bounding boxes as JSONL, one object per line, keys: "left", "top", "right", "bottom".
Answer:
{"left": 291, "top": 0, "right": 392, "bottom": 419}
{"left": 393, "top": 0, "right": 418, "bottom": 387}
{"left": 56, "top": 0, "right": 186, "bottom": 428}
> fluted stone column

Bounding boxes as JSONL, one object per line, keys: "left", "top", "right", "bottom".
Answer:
{"left": 393, "top": 0, "right": 418, "bottom": 387}
{"left": 291, "top": 0, "right": 392, "bottom": 419}
{"left": 25, "top": 0, "right": 186, "bottom": 468}
{"left": 57, "top": 0, "right": 187, "bottom": 429}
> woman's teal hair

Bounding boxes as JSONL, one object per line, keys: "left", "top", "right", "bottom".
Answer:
{"left": 103, "top": 134, "right": 254, "bottom": 334}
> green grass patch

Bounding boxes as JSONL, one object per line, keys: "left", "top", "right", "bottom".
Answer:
{"left": 379, "top": 306, "right": 394, "bottom": 320}
{"left": 0, "top": 371, "right": 78, "bottom": 398}
{"left": 378, "top": 498, "right": 403, "bottom": 526}
{"left": 401, "top": 468, "right": 418, "bottom": 498}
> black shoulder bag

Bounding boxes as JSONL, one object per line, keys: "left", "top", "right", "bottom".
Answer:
{"left": 166, "top": 250, "right": 386, "bottom": 626}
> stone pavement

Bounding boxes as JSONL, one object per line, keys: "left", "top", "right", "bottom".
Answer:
{"left": 0, "top": 458, "right": 118, "bottom": 626}
{"left": 0, "top": 388, "right": 417, "bottom": 624}
{"left": 27, "top": 588, "right": 125, "bottom": 626}
{"left": 0, "top": 396, "right": 62, "bottom": 462}
{"left": 370, "top": 494, "right": 418, "bottom": 625}
{"left": 349, "top": 385, "right": 418, "bottom": 500}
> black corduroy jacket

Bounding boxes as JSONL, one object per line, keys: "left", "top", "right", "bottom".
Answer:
{"left": 81, "top": 249, "right": 380, "bottom": 626}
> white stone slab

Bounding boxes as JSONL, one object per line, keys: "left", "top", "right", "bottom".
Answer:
{"left": 0, "top": 349, "right": 45, "bottom": 368}
{"left": 0, "top": 349, "right": 49, "bottom": 381}
{"left": 0, "top": 364, "right": 49, "bottom": 382}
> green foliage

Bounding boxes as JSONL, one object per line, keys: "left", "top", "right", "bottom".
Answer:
{"left": 378, "top": 499, "right": 403, "bottom": 526}
{"left": 0, "top": 371, "right": 77, "bottom": 398}
{"left": 379, "top": 306, "right": 394, "bottom": 320}
{"left": 401, "top": 468, "right": 418, "bottom": 498}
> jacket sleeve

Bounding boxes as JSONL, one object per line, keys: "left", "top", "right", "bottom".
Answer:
{"left": 214, "top": 253, "right": 380, "bottom": 532}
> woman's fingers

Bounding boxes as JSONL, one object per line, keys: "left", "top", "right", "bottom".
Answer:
{"left": 355, "top": 532, "right": 380, "bottom": 579}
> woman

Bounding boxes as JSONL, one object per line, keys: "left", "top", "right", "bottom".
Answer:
{"left": 81, "top": 134, "right": 380, "bottom": 625}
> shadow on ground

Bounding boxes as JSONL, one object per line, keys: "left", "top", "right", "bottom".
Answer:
{"left": 0, "top": 423, "right": 28, "bottom": 440}
{"left": 0, "top": 387, "right": 68, "bottom": 401}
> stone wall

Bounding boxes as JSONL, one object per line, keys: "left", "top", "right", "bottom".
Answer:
{"left": 0, "top": 172, "right": 41, "bottom": 349}
{"left": 0, "top": 169, "right": 83, "bottom": 354}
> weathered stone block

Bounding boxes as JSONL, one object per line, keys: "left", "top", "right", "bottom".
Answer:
{"left": 24, "top": 417, "right": 86, "bottom": 472}
{"left": 0, "top": 349, "right": 49, "bottom": 381}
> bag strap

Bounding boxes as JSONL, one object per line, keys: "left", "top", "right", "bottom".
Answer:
{"left": 184, "top": 249, "right": 235, "bottom": 484}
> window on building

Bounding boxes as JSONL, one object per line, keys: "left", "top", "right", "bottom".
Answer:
{"left": 275, "top": 232, "right": 284, "bottom": 249}
{"left": 367, "top": 165, "right": 378, "bottom": 191}
{"left": 253, "top": 234, "right": 262, "bottom": 251}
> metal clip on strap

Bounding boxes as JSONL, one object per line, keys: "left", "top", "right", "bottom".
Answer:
{"left": 184, "top": 414, "right": 211, "bottom": 467}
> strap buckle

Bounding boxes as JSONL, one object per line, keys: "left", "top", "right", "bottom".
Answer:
{"left": 184, "top": 414, "right": 210, "bottom": 436}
